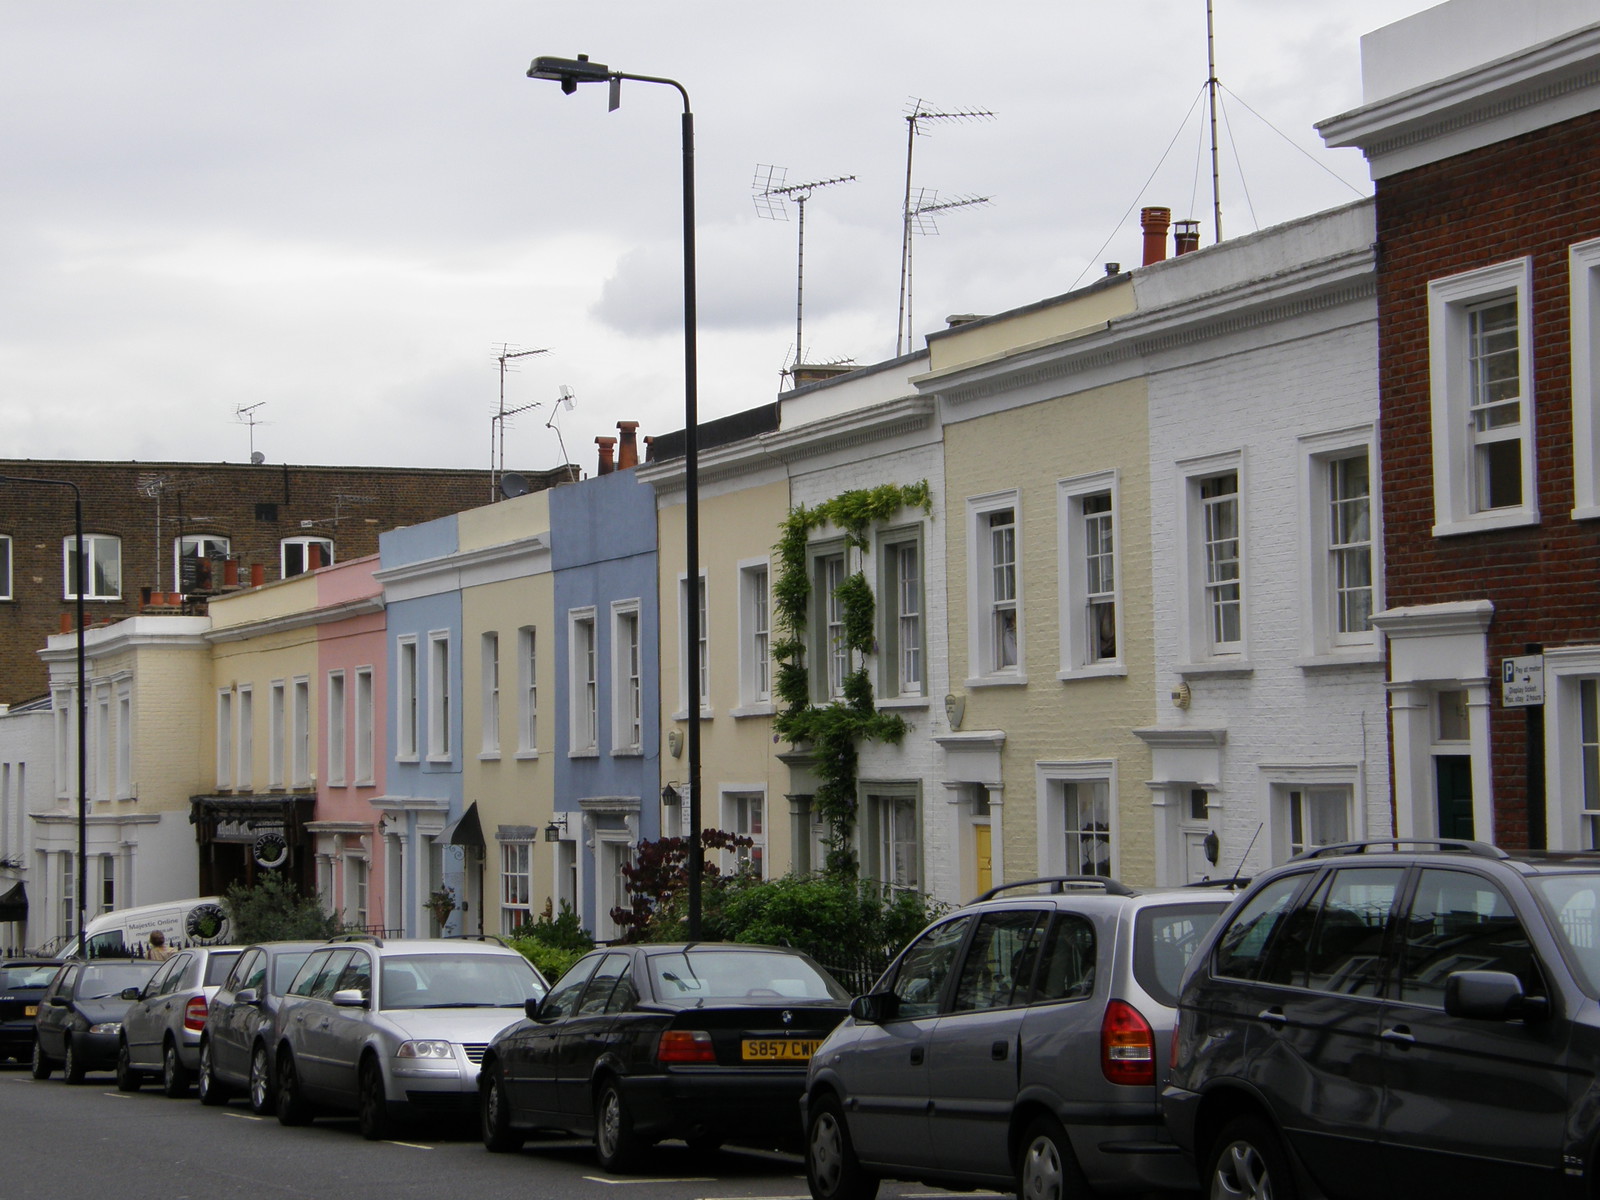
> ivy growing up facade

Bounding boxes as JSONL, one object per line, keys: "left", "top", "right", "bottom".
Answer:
{"left": 771, "top": 481, "right": 932, "bottom": 876}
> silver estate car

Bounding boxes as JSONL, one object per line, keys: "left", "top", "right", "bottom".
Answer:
{"left": 802, "top": 876, "right": 1236, "bottom": 1200}
{"left": 116, "top": 945, "right": 243, "bottom": 1097}
{"left": 272, "top": 935, "right": 548, "bottom": 1140}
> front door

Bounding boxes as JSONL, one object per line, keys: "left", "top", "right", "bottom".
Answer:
{"left": 1434, "top": 755, "right": 1474, "bottom": 838}
{"left": 974, "top": 825, "right": 992, "bottom": 896}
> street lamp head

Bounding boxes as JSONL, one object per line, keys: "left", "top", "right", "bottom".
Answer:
{"left": 527, "top": 54, "right": 611, "bottom": 93}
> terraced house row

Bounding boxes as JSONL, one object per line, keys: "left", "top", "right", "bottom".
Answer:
{"left": 4, "top": 0, "right": 1600, "bottom": 948}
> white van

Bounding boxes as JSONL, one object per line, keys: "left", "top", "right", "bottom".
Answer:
{"left": 62, "top": 897, "right": 232, "bottom": 959}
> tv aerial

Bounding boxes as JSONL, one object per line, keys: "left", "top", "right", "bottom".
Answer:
{"left": 902, "top": 187, "right": 991, "bottom": 353}
{"left": 234, "top": 402, "right": 269, "bottom": 462}
{"left": 490, "top": 343, "right": 550, "bottom": 500}
{"left": 753, "top": 165, "right": 855, "bottom": 381}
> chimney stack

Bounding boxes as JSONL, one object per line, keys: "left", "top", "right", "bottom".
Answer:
{"left": 596, "top": 435, "right": 617, "bottom": 476}
{"left": 1141, "top": 206, "right": 1172, "bottom": 266}
{"left": 1174, "top": 218, "right": 1201, "bottom": 256}
{"left": 616, "top": 420, "right": 639, "bottom": 469}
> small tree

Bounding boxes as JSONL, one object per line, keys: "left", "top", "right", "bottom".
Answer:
{"left": 611, "top": 829, "right": 754, "bottom": 942}
{"left": 225, "top": 872, "right": 342, "bottom": 944}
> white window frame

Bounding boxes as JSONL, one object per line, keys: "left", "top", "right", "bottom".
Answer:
{"left": 0, "top": 534, "right": 12, "bottom": 600}
{"left": 1178, "top": 452, "right": 1247, "bottom": 666}
{"left": 481, "top": 632, "right": 501, "bottom": 758}
{"left": 516, "top": 626, "right": 538, "bottom": 756}
{"left": 736, "top": 560, "right": 772, "bottom": 711}
{"left": 569, "top": 608, "right": 598, "bottom": 755}
{"left": 1428, "top": 258, "right": 1537, "bottom": 534}
{"left": 1262, "top": 766, "right": 1364, "bottom": 864}
{"left": 1058, "top": 471, "right": 1124, "bottom": 679}
{"left": 427, "top": 631, "right": 452, "bottom": 762}
{"left": 280, "top": 536, "right": 334, "bottom": 577}
{"left": 1300, "top": 428, "right": 1381, "bottom": 659}
{"left": 809, "top": 545, "right": 850, "bottom": 703}
{"left": 93, "top": 684, "right": 111, "bottom": 802}
{"left": 327, "top": 670, "right": 347, "bottom": 786}
{"left": 966, "top": 491, "right": 1025, "bottom": 686}
{"left": 500, "top": 840, "right": 534, "bottom": 934}
{"left": 115, "top": 683, "right": 131, "bottom": 799}
{"left": 722, "top": 790, "right": 767, "bottom": 879}
{"left": 611, "top": 601, "right": 642, "bottom": 756}
{"left": 353, "top": 667, "right": 374, "bottom": 785}
{"left": 1035, "top": 760, "right": 1118, "bottom": 880}
{"left": 1570, "top": 239, "right": 1600, "bottom": 520}
{"left": 216, "top": 688, "right": 234, "bottom": 789}
{"left": 236, "top": 684, "right": 254, "bottom": 789}
{"left": 268, "top": 680, "right": 286, "bottom": 789}
{"left": 676, "top": 572, "right": 709, "bottom": 716}
{"left": 54, "top": 689, "right": 72, "bottom": 799}
{"left": 291, "top": 676, "right": 311, "bottom": 787}
{"left": 345, "top": 854, "right": 370, "bottom": 929}
{"left": 878, "top": 527, "right": 926, "bottom": 699}
{"left": 174, "top": 534, "right": 230, "bottom": 591}
{"left": 1542, "top": 648, "right": 1600, "bottom": 850}
{"left": 64, "top": 533, "right": 121, "bottom": 600}
{"left": 396, "top": 637, "right": 419, "bottom": 761}
{"left": 861, "top": 787, "right": 922, "bottom": 892}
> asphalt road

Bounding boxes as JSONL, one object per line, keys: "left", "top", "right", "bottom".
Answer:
{"left": 1, "top": 1064, "right": 1012, "bottom": 1200}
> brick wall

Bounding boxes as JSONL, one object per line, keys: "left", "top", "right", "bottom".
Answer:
{"left": 0, "top": 460, "right": 571, "bottom": 707}
{"left": 1377, "top": 107, "right": 1600, "bottom": 846}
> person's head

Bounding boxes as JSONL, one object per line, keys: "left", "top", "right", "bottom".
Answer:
{"left": 149, "top": 930, "right": 166, "bottom": 948}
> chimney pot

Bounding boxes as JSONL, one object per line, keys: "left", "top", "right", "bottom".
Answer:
{"left": 1141, "top": 206, "right": 1172, "bottom": 266}
{"left": 596, "top": 435, "right": 617, "bottom": 475}
{"left": 617, "top": 420, "right": 639, "bottom": 469}
{"left": 1105, "top": 262, "right": 1121, "bottom": 276}
{"left": 1174, "top": 218, "right": 1201, "bottom": 256}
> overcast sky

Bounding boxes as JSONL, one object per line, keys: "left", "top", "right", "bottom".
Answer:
{"left": 0, "top": 1, "right": 1440, "bottom": 478}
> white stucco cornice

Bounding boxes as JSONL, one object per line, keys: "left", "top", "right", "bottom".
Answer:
{"left": 1371, "top": 600, "right": 1496, "bottom": 640}
{"left": 1133, "top": 726, "right": 1228, "bottom": 750}
{"left": 1318, "top": 24, "right": 1600, "bottom": 179}
{"left": 204, "top": 595, "right": 384, "bottom": 644}
{"left": 39, "top": 616, "right": 211, "bottom": 664}
{"left": 372, "top": 533, "right": 552, "bottom": 602}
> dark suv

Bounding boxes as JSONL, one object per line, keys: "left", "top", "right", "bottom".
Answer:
{"left": 1165, "top": 839, "right": 1600, "bottom": 1199}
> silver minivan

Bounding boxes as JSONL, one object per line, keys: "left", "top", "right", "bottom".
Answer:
{"left": 802, "top": 877, "right": 1234, "bottom": 1200}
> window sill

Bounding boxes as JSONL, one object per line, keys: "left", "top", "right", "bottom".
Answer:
{"left": 610, "top": 747, "right": 643, "bottom": 758}
{"left": 395, "top": 754, "right": 420, "bottom": 765}
{"left": 730, "top": 702, "right": 776, "bottom": 719}
{"left": 478, "top": 752, "right": 501, "bottom": 762}
{"left": 671, "top": 709, "right": 715, "bottom": 722}
{"left": 569, "top": 748, "right": 599, "bottom": 759}
{"left": 1057, "top": 664, "right": 1127, "bottom": 682}
{"left": 877, "top": 696, "right": 930, "bottom": 710}
{"left": 1573, "top": 504, "right": 1600, "bottom": 523}
{"left": 514, "top": 750, "right": 540, "bottom": 761}
{"left": 425, "top": 755, "right": 454, "bottom": 766}
{"left": 1432, "top": 508, "right": 1539, "bottom": 537}
{"left": 1297, "top": 648, "right": 1383, "bottom": 671}
{"left": 966, "top": 674, "right": 1028, "bottom": 689}
{"left": 354, "top": 779, "right": 376, "bottom": 788}
{"left": 1177, "top": 660, "right": 1254, "bottom": 679}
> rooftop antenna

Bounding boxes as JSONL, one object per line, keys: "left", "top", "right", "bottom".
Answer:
{"left": 752, "top": 165, "right": 855, "bottom": 382}
{"left": 547, "top": 386, "right": 578, "bottom": 482}
{"left": 904, "top": 188, "right": 992, "bottom": 354}
{"left": 136, "top": 474, "right": 168, "bottom": 592}
{"left": 1206, "top": 0, "right": 1223, "bottom": 242}
{"left": 491, "top": 344, "right": 550, "bottom": 500}
{"left": 897, "top": 98, "right": 994, "bottom": 356}
{"left": 234, "top": 403, "right": 268, "bottom": 463}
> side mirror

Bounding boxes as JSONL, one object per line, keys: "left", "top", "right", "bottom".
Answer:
{"left": 525, "top": 997, "right": 544, "bottom": 1021}
{"left": 849, "top": 992, "right": 898, "bottom": 1024}
{"left": 49, "top": 995, "right": 68, "bottom": 1008}
{"left": 234, "top": 988, "right": 260, "bottom": 1008}
{"left": 1444, "top": 970, "right": 1550, "bottom": 1021}
{"left": 331, "top": 988, "right": 369, "bottom": 1009}
{"left": 120, "top": 987, "right": 140, "bottom": 1001}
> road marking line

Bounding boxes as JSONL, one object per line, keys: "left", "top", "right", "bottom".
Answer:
{"left": 384, "top": 1140, "right": 435, "bottom": 1150}
{"left": 583, "top": 1177, "right": 716, "bottom": 1185}
{"left": 222, "top": 1111, "right": 268, "bottom": 1121}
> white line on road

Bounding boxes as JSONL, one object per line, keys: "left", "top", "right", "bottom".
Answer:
{"left": 583, "top": 1176, "right": 717, "bottom": 1185}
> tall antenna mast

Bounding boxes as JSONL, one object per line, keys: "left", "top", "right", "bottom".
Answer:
{"left": 753, "top": 165, "right": 855, "bottom": 379}
{"left": 234, "top": 403, "right": 267, "bottom": 463}
{"left": 491, "top": 344, "right": 549, "bottom": 499}
{"left": 1206, "top": 0, "right": 1223, "bottom": 242}
{"left": 904, "top": 189, "right": 991, "bottom": 353}
{"left": 897, "top": 98, "right": 993, "bottom": 356}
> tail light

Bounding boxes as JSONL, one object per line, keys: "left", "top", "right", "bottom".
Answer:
{"left": 657, "top": 1030, "right": 716, "bottom": 1064}
{"left": 1100, "top": 999, "right": 1155, "bottom": 1086}
{"left": 183, "top": 996, "right": 209, "bottom": 1033}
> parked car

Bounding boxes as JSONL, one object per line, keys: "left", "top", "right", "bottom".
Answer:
{"left": 801, "top": 876, "right": 1235, "bottom": 1200}
{"left": 0, "top": 960, "right": 62, "bottom": 1064}
{"left": 197, "top": 940, "right": 323, "bottom": 1112}
{"left": 1164, "top": 838, "right": 1600, "bottom": 1199}
{"left": 32, "top": 957, "right": 162, "bottom": 1083}
{"left": 115, "top": 944, "right": 243, "bottom": 1097}
{"left": 273, "top": 935, "right": 548, "bottom": 1140}
{"left": 480, "top": 941, "right": 851, "bottom": 1171}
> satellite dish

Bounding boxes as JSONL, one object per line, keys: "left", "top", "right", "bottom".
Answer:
{"left": 499, "top": 472, "right": 531, "bottom": 499}
{"left": 250, "top": 451, "right": 265, "bottom": 465}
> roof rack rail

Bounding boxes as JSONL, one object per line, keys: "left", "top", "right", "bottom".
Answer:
{"left": 442, "top": 933, "right": 511, "bottom": 947}
{"left": 1183, "top": 876, "right": 1252, "bottom": 890}
{"left": 327, "top": 932, "right": 384, "bottom": 945}
{"left": 1295, "top": 839, "right": 1506, "bottom": 861}
{"left": 971, "top": 875, "right": 1136, "bottom": 903}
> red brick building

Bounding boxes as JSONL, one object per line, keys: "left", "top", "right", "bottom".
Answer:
{"left": 1321, "top": 0, "right": 1600, "bottom": 849}
{"left": 0, "top": 459, "right": 574, "bottom": 707}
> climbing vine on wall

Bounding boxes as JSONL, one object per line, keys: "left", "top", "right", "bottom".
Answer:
{"left": 771, "top": 481, "right": 932, "bottom": 876}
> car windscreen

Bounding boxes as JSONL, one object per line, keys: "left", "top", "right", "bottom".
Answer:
{"left": 270, "top": 952, "right": 315, "bottom": 995}
{"left": 646, "top": 949, "right": 849, "bottom": 1004}
{"left": 1530, "top": 873, "right": 1600, "bottom": 996}
{"left": 379, "top": 953, "right": 546, "bottom": 1010}
{"left": 0, "top": 964, "right": 58, "bottom": 989}
{"left": 204, "top": 951, "right": 243, "bottom": 987}
{"left": 1133, "top": 902, "right": 1230, "bottom": 1008}
{"left": 77, "top": 963, "right": 161, "bottom": 999}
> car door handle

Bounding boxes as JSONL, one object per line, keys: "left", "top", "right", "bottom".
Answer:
{"left": 909, "top": 1046, "right": 924, "bottom": 1065}
{"left": 1256, "top": 1008, "right": 1288, "bottom": 1026}
{"left": 1380, "top": 1025, "right": 1415, "bottom": 1045}
{"left": 991, "top": 1040, "right": 1008, "bottom": 1061}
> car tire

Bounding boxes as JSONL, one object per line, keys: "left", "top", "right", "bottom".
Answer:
{"left": 115, "top": 1039, "right": 143, "bottom": 1092}
{"left": 357, "top": 1058, "right": 392, "bottom": 1142}
{"left": 30, "top": 1037, "right": 53, "bottom": 1080}
{"left": 248, "top": 1043, "right": 275, "bottom": 1115}
{"left": 481, "top": 1067, "right": 524, "bottom": 1153}
{"left": 275, "top": 1051, "right": 313, "bottom": 1127}
{"left": 198, "top": 1038, "right": 229, "bottom": 1106}
{"left": 594, "top": 1079, "right": 645, "bottom": 1174}
{"left": 1207, "top": 1114, "right": 1300, "bottom": 1200}
{"left": 162, "top": 1038, "right": 193, "bottom": 1098}
{"left": 805, "top": 1094, "right": 878, "bottom": 1200}
{"left": 62, "top": 1035, "right": 86, "bottom": 1085}
{"left": 1016, "top": 1114, "right": 1089, "bottom": 1200}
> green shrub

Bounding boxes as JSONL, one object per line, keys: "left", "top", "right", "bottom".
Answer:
{"left": 509, "top": 937, "right": 588, "bottom": 984}
{"left": 224, "top": 872, "right": 342, "bottom": 945}
{"left": 510, "top": 899, "right": 594, "bottom": 953}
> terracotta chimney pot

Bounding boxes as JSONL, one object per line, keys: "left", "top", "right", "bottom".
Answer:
{"left": 596, "top": 435, "right": 617, "bottom": 476}
{"left": 1141, "top": 206, "right": 1172, "bottom": 266}
{"left": 617, "top": 421, "right": 639, "bottom": 469}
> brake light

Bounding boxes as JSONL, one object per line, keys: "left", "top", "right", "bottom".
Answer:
{"left": 1100, "top": 999, "right": 1155, "bottom": 1086}
{"left": 183, "top": 995, "right": 209, "bottom": 1033}
{"left": 657, "top": 1029, "right": 717, "bottom": 1064}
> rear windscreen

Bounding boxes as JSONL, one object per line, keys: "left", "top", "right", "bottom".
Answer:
{"left": 1134, "top": 903, "right": 1229, "bottom": 1007}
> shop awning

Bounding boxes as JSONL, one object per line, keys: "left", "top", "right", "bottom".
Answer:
{"left": 435, "top": 801, "right": 485, "bottom": 849}
{"left": 0, "top": 880, "right": 28, "bottom": 922}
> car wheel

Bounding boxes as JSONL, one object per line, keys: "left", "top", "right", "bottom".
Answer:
{"left": 1207, "top": 1115, "right": 1300, "bottom": 1200}
{"left": 62, "top": 1035, "right": 86, "bottom": 1085}
{"left": 805, "top": 1094, "right": 878, "bottom": 1200}
{"left": 275, "top": 1051, "right": 313, "bottom": 1127}
{"left": 115, "top": 1039, "right": 143, "bottom": 1092}
{"left": 594, "top": 1079, "right": 645, "bottom": 1174}
{"left": 162, "top": 1038, "right": 193, "bottom": 1098}
{"left": 248, "top": 1043, "right": 275, "bottom": 1115}
{"left": 30, "top": 1037, "right": 53, "bottom": 1080}
{"left": 357, "top": 1058, "right": 391, "bottom": 1141}
{"left": 198, "top": 1038, "right": 229, "bottom": 1106}
{"left": 481, "top": 1067, "right": 524, "bottom": 1153}
{"left": 1016, "top": 1115, "right": 1089, "bottom": 1200}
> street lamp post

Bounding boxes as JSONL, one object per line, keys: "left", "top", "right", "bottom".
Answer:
{"left": 525, "top": 54, "right": 704, "bottom": 938}
{"left": 0, "top": 475, "right": 87, "bottom": 952}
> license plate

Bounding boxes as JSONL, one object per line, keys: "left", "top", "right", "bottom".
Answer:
{"left": 741, "top": 1038, "right": 821, "bottom": 1062}
{"left": 23, "top": 1006, "right": 35, "bottom": 1017}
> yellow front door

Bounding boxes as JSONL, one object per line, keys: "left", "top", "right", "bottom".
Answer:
{"left": 975, "top": 823, "right": 992, "bottom": 895}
